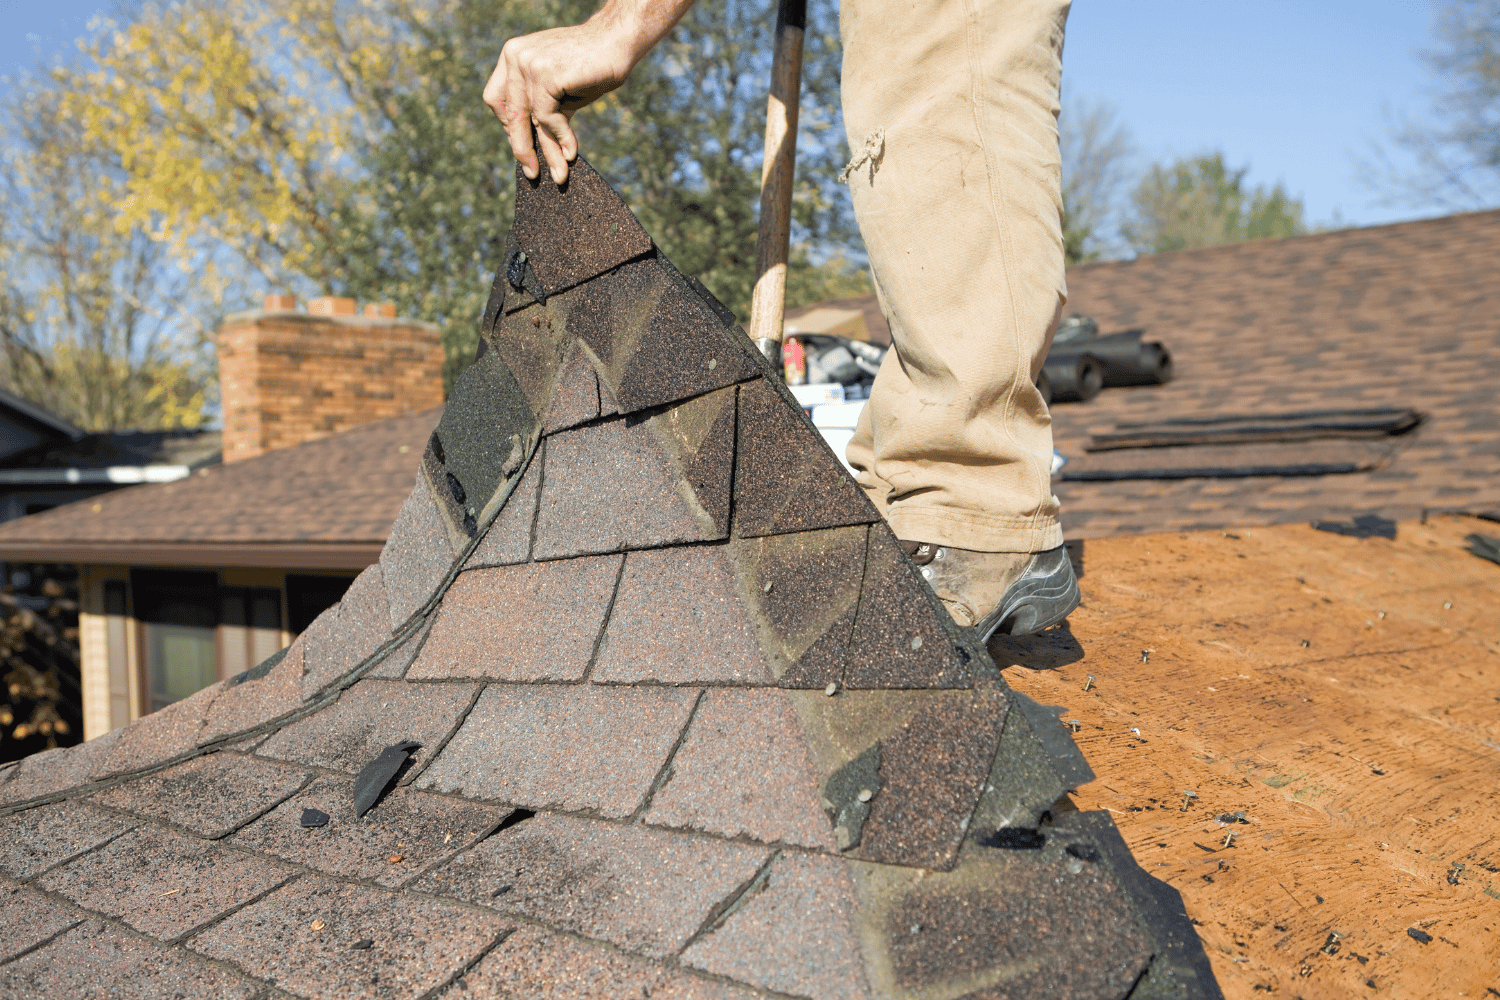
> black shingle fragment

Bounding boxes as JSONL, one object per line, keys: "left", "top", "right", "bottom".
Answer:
{"left": 1406, "top": 927, "right": 1432, "bottom": 943}
{"left": 351, "top": 938, "right": 374, "bottom": 950}
{"left": 299, "top": 808, "right": 330, "bottom": 829}
{"left": 352, "top": 741, "right": 422, "bottom": 818}
{"left": 981, "top": 828, "right": 1046, "bottom": 850}
{"left": 1312, "top": 513, "right": 1397, "bottom": 539}
{"left": 1465, "top": 532, "right": 1500, "bottom": 565}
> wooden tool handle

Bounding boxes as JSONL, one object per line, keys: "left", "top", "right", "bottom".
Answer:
{"left": 748, "top": 0, "right": 806, "bottom": 372}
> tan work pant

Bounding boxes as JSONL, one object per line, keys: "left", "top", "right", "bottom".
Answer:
{"left": 842, "top": 0, "right": 1070, "bottom": 553}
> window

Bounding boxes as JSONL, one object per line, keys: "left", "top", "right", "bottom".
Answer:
{"left": 285, "top": 574, "right": 355, "bottom": 634}
{"left": 131, "top": 570, "right": 219, "bottom": 713}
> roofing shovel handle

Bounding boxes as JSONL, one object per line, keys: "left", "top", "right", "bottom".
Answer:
{"left": 748, "top": 0, "right": 807, "bottom": 378}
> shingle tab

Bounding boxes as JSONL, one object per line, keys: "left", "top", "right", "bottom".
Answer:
{"left": 414, "top": 811, "right": 768, "bottom": 958}
{"left": 645, "top": 689, "right": 837, "bottom": 850}
{"left": 0, "top": 876, "right": 81, "bottom": 962}
{"left": 256, "top": 678, "right": 479, "bottom": 777}
{"left": 454, "top": 924, "right": 662, "bottom": 1000}
{"left": 379, "top": 477, "right": 456, "bottom": 630}
{"left": 0, "top": 729, "right": 121, "bottom": 807}
{"left": 532, "top": 387, "right": 736, "bottom": 559}
{"left": 198, "top": 633, "right": 306, "bottom": 744}
{"left": 542, "top": 338, "right": 605, "bottom": 434}
{"left": 462, "top": 438, "right": 543, "bottom": 569}
{"left": 0, "top": 801, "right": 137, "bottom": 879}
{"left": 733, "top": 378, "right": 880, "bottom": 538}
{"left": 229, "top": 775, "right": 510, "bottom": 887}
{"left": 0, "top": 920, "right": 260, "bottom": 1000}
{"left": 681, "top": 852, "right": 872, "bottom": 1000}
{"left": 189, "top": 875, "right": 507, "bottom": 1000}
{"left": 881, "top": 843, "right": 1152, "bottom": 999}
{"left": 302, "top": 563, "right": 393, "bottom": 695}
{"left": 94, "top": 678, "right": 224, "bottom": 777}
{"left": 844, "top": 528, "right": 978, "bottom": 689}
{"left": 38, "top": 825, "right": 295, "bottom": 941}
{"left": 510, "top": 157, "right": 655, "bottom": 297}
{"left": 411, "top": 556, "right": 621, "bottom": 681}
{"left": 88, "top": 752, "right": 309, "bottom": 839}
{"left": 850, "top": 688, "right": 1006, "bottom": 871}
{"left": 593, "top": 546, "right": 773, "bottom": 684}
{"left": 415, "top": 684, "right": 699, "bottom": 818}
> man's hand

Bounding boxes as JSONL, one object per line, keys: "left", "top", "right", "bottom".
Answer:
{"left": 484, "top": 0, "right": 698, "bottom": 185}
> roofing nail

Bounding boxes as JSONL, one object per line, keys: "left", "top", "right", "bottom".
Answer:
{"left": 763, "top": 580, "right": 773, "bottom": 593}
{"left": 1444, "top": 601, "right": 1453, "bottom": 609}
{"left": 1140, "top": 649, "right": 1151, "bottom": 663}
{"left": 707, "top": 358, "right": 718, "bottom": 370}
{"left": 1067, "top": 719, "right": 1082, "bottom": 733}
{"left": 857, "top": 788, "right": 874, "bottom": 803}
{"left": 1301, "top": 640, "right": 1311, "bottom": 647}
{"left": 1223, "top": 832, "right": 1235, "bottom": 848}
{"left": 1083, "top": 674, "right": 1094, "bottom": 692}
{"left": 1181, "top": 790, "right": 1197, "bottom": 811}
{"left": 824, "top": 681, "right": 838, "bottom": 696}
{"left": 910, "top": 635, "right": 923, "bottom": 650}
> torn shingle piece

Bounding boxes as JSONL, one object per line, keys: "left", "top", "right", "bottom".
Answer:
{"left": 644, "top": 689, "right": 837, "bottom": 851}
{"left": 0, "top": 801, "right": 138, "bottom": 879}
{"left": 733, "top": 377, "right": 881, "bottom": 539}
{"left": 188, "top": 876, "right": 507, "bottom": 1000}
{"left": 410, "top": 556, "right": 622, "bottom": 682}
{"left": 510, "top": 157, "right": 655, "bottom": 299}
{"left": 681, "top": 852, "right": 873, "bottom": 1000}
{"left": 532, "top": 387, "right": 736, "bottom": 559}
{"left": 37, "top": 825, "right": 296, "bottom": 942}
{"left": 415, "top": 684, "right": 699, "bottom": 819}
{"left": 378, "top": 477, "right": 457, "bottom": 631}
{"left": 300, "top": 563, "right": 393, "bottom": 697}
{"left": 430, "top": 348, "right": 539, "bottom": 530}
{"left": 879, "top": 841, "right": 1152, "bottom": 999}
{"left": 593, "top": 546, "right": 774, "bottom": 684}
{"left": 351, "top": 741, "right": 422, "bottom": 818}
{"left": 230, "top": 775, "right": 509, "bottom": 887}
{"left": 88, "top": 752, "right": 309, "bottom": 839}
{"left": 197, "top": 633, "right": 306, "bottom": 745}
{"left": 255, "top": 678, "right": 478, "bottom": 778}
{"left": 300, "top": 807, "right": 330, "bottom": 828}
{"left": 844, "top": 528, "right": 979, "bottom": 690}
{"left": 0, "top": 920, "right": 260, "bottom": 1000}
{"left": 462, "top": 438, "right": 544, "bottom": 569}
{"left": 0, "top": 876, "right": 81, "bottom": 962}
{"left": 413, "top": 811, "right": 768, "bottom": 959}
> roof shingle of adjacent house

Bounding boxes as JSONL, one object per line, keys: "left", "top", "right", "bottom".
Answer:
{"left": 0, "top": 159, "right": 1221, "bottom": 999}
{"left": 0, "top": 406, "right": 440, "bottom": 568}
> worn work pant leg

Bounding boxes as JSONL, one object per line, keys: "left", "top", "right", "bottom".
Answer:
{"left": 841, "top": 0, "right": 1070, "bottom": 553}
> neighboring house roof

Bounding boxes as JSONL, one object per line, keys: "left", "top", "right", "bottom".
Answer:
{"left": 0, "top": 427, "right": 222, "bottom": 489}
{"left": 0, "top": 386, "right": 83, "bottom": 466}
{"left": 0, "top": 160, "right": 1220, "bottom": 999}
{"left": 0, "top": 407, "right": 440, "bottom": 569}
{"left": 789, "top": 210, "right": 1500, "bottom": 538}
{"left": 1054, "top": 209, "right": 1500, "bottom": 537}
{"left": 0, "top": 386, "right": 84, "bottom": 441}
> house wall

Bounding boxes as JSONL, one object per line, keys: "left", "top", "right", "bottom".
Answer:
{"left": 78, "top": 563, "right": 356, "bottom": 739}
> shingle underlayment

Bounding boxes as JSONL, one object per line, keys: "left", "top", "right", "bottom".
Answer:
{"left": 0, "top": 159, "right": 1224, "bottom": 1000}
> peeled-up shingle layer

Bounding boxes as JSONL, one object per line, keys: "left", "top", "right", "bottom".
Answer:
{"left": 0, "top": 159, "right": 1223, "bottom": 1000}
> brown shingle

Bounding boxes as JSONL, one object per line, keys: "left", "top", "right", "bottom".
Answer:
{"left": 0, "top": 801, "right": 137, "bottom": 879}
{"left": 414, "top": 812, "right": 768, "bottom": 958}
{"left": 414, "top": 684, "right": 699, "bottom": 818}
{"left": 410, "top": 555, "right": 622, "bottom": 682}
{"left": 0, "top": 876, "right": 81, "bottom": 961}
{"left": 38, "top": 825, "right": 295, "bottom": 941}
{"left": 188, "top": 876, "right": 506, "bottom": 1000}
{"left": 87, "top": 751, "right": 309, "bottom": 839}
{"left": 0, "top": 920, "right": 260, "bottom": 999}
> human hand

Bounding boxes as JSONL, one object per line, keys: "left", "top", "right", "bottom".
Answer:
{"left": 483, "top": 20, "right": 635, "bottom": 185}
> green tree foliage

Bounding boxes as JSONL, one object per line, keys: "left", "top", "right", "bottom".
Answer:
{"left": 0, "top": 80, "right": 214, "bottom": 431}
{"left": 1374, "top": 0, "right": 1500, "bottom": 210}
{"left": 37, "top": 0, "right": 862, "bottom": 386}
{"left": 1124, "top": 153, "right": 1307, "bottom": 256}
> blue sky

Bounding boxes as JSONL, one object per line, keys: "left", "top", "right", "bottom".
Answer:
{"left": 0, "top": 0, "right": 1454, "bottom": 229}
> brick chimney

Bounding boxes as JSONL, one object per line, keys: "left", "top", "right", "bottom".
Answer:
{"left": 218, "top": 295, "right": 445, "bottom": 463}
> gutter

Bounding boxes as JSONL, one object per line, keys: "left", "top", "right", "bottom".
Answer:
{"left": 0, "top": 540, "right": 382, "bottom": 571}
{"left": 0, "top": 465, "right": 192, "bottom": 486}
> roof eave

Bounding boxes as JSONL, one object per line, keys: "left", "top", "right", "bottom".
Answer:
{"left": 0, "top": 539, "right": 381, "bottom": 571}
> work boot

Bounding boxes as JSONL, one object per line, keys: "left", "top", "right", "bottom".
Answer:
{"left": 902, "top": 541, "right": 1080, "bottom": 639}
